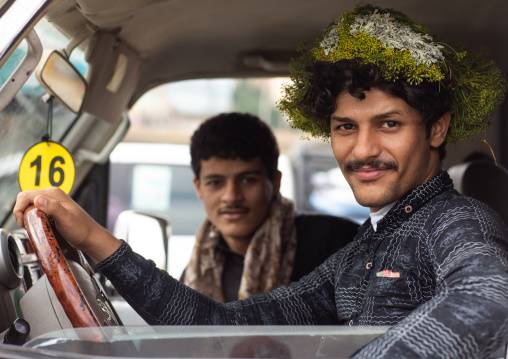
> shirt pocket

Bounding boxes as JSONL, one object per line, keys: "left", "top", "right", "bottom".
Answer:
{"left": 367, "top": 276, "right": 419, "bottom": 311}
{"left": 368, "top": 277, "right": 409, "bottom": 297}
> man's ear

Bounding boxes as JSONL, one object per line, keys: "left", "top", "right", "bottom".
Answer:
{"left": 430, "top": 112, "right": 451, "bottom": 148}
{"left": 272, "top": 170, "right": 282, "bottom": 195}
{"left": 193, "top": 177, "right": 203, "bottom": 199}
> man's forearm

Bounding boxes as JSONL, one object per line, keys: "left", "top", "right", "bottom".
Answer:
{"left": 96, "top": 241, "right": 340, "bottom": 326}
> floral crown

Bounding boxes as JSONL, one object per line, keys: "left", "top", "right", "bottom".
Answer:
{"left": 277, "top": 5, "right": 506, "bottom": 142}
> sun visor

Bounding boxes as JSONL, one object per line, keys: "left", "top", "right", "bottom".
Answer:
{"left": 81, "top": 31, "right": 141, "bottom": 123}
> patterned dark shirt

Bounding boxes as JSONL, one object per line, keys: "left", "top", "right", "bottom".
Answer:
{"left": 97, "top": 171, "right": 508, "bottom": 358}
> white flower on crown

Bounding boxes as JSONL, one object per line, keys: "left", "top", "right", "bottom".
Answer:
{"left": 349, "top": 10, "right": 445, "bottom": 66}
{"left": 320, "top": 26, "right": 339, "bottom": 56}
{"left": 319, "top": 10, "right": 445, "bottom": 66}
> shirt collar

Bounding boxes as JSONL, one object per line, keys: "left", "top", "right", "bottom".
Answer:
{"left": 375, "top": 171, "right": 454, "bottom": 231}
{"left": 370, "top": 201, "right": 397, "bottom": 231}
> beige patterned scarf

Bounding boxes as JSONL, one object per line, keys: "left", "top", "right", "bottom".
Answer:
{"left": 183, "top": 195, "right": 297, "bottom": 302}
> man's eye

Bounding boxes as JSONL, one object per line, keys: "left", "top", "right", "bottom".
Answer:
{"left": 337, "top": 124, "right": 354, "bottom": 131}
{"left": 242, "top": 177, "right": 257, "bottom": 184}
{"left": 206, "top": 180, "right": 221, "bottom": 186}
{"left": 381, "top": 121, "right": 399, "bottom": 128}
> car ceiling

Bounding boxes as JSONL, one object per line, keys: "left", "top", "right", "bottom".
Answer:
{"left": 47, "top": 0, "right": 508, "bottom": 106}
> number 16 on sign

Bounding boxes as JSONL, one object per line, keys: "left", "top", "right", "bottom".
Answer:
{"left": 19, "top": 142, "right": 75, "bottom": 194}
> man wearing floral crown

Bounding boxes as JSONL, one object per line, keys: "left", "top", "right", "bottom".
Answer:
{"left": 13, "top": 5, "right": 508, "bottom": 358}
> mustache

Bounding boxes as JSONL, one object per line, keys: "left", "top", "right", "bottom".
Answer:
{"left": 344, "top": 159, "right": 398, "bottom": 172}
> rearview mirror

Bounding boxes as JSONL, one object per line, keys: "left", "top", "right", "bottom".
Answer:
{"left": 36, "top": 50, "right": 87, "bottom": 113}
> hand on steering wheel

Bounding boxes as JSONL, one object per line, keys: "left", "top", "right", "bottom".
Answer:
{"left": 23, "top": 205, "right": 121, "bottom": 328}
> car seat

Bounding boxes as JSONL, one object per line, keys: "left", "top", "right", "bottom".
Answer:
{"left": 448, "top": 159, "right": 508, "bottom": 227}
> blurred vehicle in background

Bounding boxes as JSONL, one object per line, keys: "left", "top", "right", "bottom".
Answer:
{"left": 289, "top": 142, "right": 370, "bottom": 224}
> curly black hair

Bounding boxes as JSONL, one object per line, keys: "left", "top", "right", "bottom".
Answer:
{"left": 190, "top": 112, "right": 279, "bottom": 179}
{"left": 298, "top": 60, "right": 453, "bottom": 160}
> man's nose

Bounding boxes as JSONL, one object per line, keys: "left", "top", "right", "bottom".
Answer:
{"left": 352, "top": 128, "right": 381, "bottom": 162}
{"left": 221, "top": 181, "right": 243, "bottom": 203}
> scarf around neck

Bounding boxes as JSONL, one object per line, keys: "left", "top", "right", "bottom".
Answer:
{"left": 183, "top": 195, "right": 297, "bottom": 302}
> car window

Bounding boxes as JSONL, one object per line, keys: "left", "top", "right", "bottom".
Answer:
{"left": 0, "top": 40, "right": 27, "bottom": 89}
{"left": 293, "top": 147, "right": 370, "bottom": 224}
{"left": 127, "top": 78, "right": 290, "bottom": 144}
{"left": 0, "top": 18, "right": 85, "bottom": 224}
{"left": 108, "top": 161, "right": 206, "bottom": 236}
{"left": 120, "top": 78, "right": 368, "bottom": 223}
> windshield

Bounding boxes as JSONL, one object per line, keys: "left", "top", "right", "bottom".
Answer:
{"left": 0, "top": 18, "right": 85, "bottom": 224}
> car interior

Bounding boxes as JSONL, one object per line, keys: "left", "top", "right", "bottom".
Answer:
{"left": 0, "top": 0, "right": 507, "bottom": 357}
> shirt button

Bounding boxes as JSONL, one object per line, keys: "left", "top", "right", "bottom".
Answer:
{"left": 366, "top": 262, "right": 372, "bottom": 270}
{"left": 404, "top": 205, "right": 413, "bottom": 213}
{"left": 349, "top": 320, "right": 354, "bottom": 326}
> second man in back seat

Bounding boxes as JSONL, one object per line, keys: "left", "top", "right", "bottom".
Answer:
{"left": 180, "top": 112, "right": 358, "bottom": 302}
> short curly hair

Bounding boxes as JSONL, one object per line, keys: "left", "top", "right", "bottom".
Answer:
{"left": 298, "top": 60, "right": 453, "bottom": 160}
{"left": 190, "top": 112, "right": 279, "bottom": 179}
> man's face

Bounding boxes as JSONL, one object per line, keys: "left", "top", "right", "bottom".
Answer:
{"left": 330, "top": 88, "right": 448, "bottom": 212}
{"left": 194, "top": 157, "right": 280, "bottom": 244}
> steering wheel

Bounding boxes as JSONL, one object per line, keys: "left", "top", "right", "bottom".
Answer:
{"left": 23, "top": 204, "right": 122, "bottom": 328}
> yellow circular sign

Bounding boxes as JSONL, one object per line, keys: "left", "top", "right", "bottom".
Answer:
{"left": 19, "top": 142, "right": 75, "bottom": 194}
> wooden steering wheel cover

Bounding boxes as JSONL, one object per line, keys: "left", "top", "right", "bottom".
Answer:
{"left": 23, "top": 205, "right": 100, "bottom": 328}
